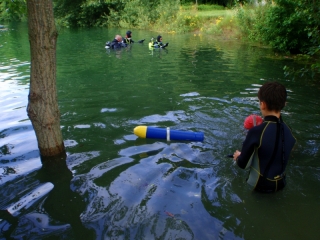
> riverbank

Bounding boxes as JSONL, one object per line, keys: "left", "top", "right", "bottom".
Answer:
{"left": 167, "top": 5, "right": 319, "bottom": 81}
{"left": 153, "top": 6, "right": 240, "bottom": 40}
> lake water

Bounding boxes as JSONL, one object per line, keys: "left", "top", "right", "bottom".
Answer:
{"left": 1, "top": 22, "right": 320, "bottom": 240}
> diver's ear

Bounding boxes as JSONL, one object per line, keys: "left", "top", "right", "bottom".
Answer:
{"left": 260, "top": 101, "right": 267, "bottom": 110}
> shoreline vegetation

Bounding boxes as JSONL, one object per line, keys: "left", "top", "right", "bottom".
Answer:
{"left": 156, "top": 5, "right": 240, "bottom": 39}
{"left": 0, "top": 1, "right": 319, "bottom": 80}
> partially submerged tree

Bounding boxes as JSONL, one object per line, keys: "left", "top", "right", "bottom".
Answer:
{"left": 26, "top": 0, "right": 66, "bottom": 158}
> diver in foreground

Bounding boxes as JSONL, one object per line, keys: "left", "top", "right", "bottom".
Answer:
{"left": 233, "top": 82, "right": 296, "bottom": 193}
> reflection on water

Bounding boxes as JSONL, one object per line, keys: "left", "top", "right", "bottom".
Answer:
{"left": 1, "top": 23, "right": 320, "bottom": 239}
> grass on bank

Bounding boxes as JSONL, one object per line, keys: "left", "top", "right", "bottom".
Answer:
{"left": 153, "top": 4, "right": 240, "bottom": 39}
{"left": 180, "top": 4, "right": 233, "bottom": 18}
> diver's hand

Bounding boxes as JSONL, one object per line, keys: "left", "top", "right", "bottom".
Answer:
{"left": 233, "top": 150, "right": 241, "bottom": 161}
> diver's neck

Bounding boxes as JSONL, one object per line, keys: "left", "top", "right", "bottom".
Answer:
{"left": 262, "top": 110, "right": 280, "bottom": 118}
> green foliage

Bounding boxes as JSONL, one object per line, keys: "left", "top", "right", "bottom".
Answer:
{"left": 179, "top": 0, "right": 233, "bottom": 6}
{"left": 235, "top": 0, "right": 320, "bottom": 79}
{"left": 197, "top": 4, "right": 225, "bottom": 11}
{"left": 236, "top": 0, "right": 320, "bottom": 54}
{"left": 0, "top": 0, "right": 27, "bottom": 22}
{"left": 54, "top": 0, "right": 116, "bottom": 28}
{"left": 117, "top": 0, "right": 159, "bottom": 29}
{"left": 106, "top": 0, "right": 180, "bottom": 31}
{"left": 170, "top": 12, "right": 202, "bottom": 33}
{"left": 153, "top": 0, "right": 180, "bottom": 31}
{"left": 257, "top": 1, "right": 310, "bottom": 53}
{"left": 180, "top": 3, "right": 194, "bottom": 11}
{"left": 235, "top": 6, "right": 262, "bottom": 41}
{"left": 181, "top": 3, "right": 230, "bottom": 11}
{"left": 53, "top": 0, "right": 181, "bottom": 30}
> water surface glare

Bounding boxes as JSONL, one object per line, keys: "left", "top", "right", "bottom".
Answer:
{"left": 0, "top": 23, "right": 320, "bottom": 239}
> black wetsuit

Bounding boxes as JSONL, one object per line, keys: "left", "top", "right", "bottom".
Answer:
{"left": 123, "top": 37, "right": 134, "bottom": 45}
{"left": 110, "top": 39, "right": 122, "bottom": 49}
{"left": 153, "top": 41, "right": 167, "bottom": 48}
{"left": 237, "top": 115, "right": 296, "bottom": 193}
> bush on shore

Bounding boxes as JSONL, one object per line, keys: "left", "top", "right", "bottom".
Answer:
{"left": 235, "top": 0, "right": 319, "bottom": 79}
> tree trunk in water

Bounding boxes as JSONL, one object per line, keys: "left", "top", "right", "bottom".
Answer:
{"left": 26, "top": 0, "right": 65, "bottom": 158}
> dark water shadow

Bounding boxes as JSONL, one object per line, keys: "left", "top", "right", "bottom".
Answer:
{"left": 36, "top": 154, "right": 96, "bottom": 239}
{"left": 0, "top": 154, "right": 96, "bottom": 239}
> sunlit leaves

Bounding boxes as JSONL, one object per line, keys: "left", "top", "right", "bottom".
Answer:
{"left": 0, "top": 0, "right": 27, "bottom": 21}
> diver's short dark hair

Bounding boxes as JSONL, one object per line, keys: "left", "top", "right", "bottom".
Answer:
{"left": 157, "top": 35, "right": 162, "bottom": 42}
{"left": 258, "top": 82, "right": 287, "bottom": 111}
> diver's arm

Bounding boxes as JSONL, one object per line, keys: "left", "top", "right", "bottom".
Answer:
{"left": 235, "top": 128, "right": 260, "bottom": 169}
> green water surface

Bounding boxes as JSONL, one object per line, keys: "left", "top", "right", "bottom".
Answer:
{"left": 0, "top": 22, "right": 319, "bottom": 240}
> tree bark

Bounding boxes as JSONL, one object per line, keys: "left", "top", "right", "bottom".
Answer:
{"left": 26, "top": 0, "right": 65, "bottom": 157}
